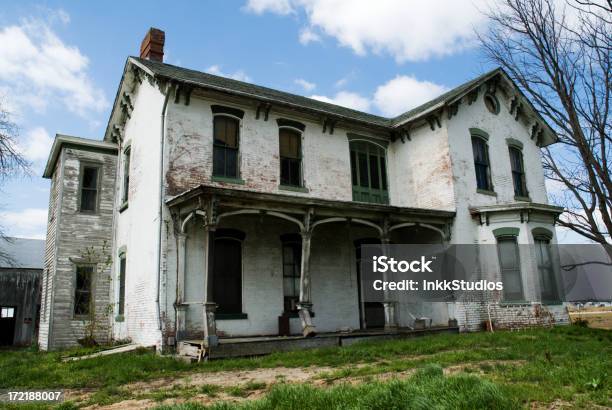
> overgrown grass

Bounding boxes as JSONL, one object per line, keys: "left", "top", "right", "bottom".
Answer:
{"left": 0, "top": 326, "right": 610, "bottom": 408}
{"left": 158, "top": 365, "right": 518, "bottom": 410}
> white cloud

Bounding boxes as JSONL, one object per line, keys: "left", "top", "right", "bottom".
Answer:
{"left": 206, "top": 65, "right": 252, "bottom": 82}
{"left": 373, "top": 75, "right": 448, "bottom": 116}
{"left": 0, "top": 208, "right": 48, "bottom": 239}
{"left": 244, "top": 0, "right": 294, "bottom": 15}
{"left": 0, "top": 16, "right": 107, "bottom": 118}
{"left": 299, "top": 27, "right": 321, "bottom": 45}
{"left": 17, "top": 127, "right": 53, "bottom": 173}
{"left": 310, "top": 91, "right": 371, "bottom": 111}
{"left": 245, "top": 0, "right": 489, "bottom": 62}
{"left": 294, "top": 78, "right": 316, "bottom": 91}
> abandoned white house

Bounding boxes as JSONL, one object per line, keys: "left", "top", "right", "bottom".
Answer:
{"left": 39, "top": 28, "right": 569, "bottom": 353}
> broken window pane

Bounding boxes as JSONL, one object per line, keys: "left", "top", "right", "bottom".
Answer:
{"left": 74, "top": 265, "right": 94, "bottom": 316}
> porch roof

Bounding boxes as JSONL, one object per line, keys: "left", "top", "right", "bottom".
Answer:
{"left": 166, "top": 185, "right": 455, "bottom": 224}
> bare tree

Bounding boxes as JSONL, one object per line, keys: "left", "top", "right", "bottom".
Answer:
{"left": 0, "top": 99, "right": 29, "bottom": 265}
{"left": 479, "top": 0, "right": 611, "bottom": 258}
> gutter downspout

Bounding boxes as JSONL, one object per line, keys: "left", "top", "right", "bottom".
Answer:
{"left": 156, "top": 82, "right": 175, "bottom": 337}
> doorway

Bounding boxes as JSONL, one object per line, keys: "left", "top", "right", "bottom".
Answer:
{"left": 354, "top": 239, "right": 385, "bottom": 329}
{"left": 0, "top": 306, "right": 16, "bottom": 346}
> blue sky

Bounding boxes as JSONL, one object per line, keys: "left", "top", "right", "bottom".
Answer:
{"left": 0, "top": 0, "right": 585, "bottom": 243}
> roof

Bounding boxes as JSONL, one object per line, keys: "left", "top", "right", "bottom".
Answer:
{"left": 131, "top": 57, "right": 391, "bottom": 127}
{"left": 127, "top": 58, "right": 556, "bottom": 146}
{"left": 0, "top": 237, "right": 45, "bottom": 269}
{"left": 43, "top": 134, "right": 118, "bottom": 178}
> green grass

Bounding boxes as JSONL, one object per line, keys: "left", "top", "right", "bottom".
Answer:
{"left": 0, "top": 326, "right": 610, "bottom": 408}
{"left": 157, "top": 365, "right": 517, "bottom": 410}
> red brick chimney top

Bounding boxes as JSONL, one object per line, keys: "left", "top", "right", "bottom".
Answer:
{"left": 140, "top": 28, "right": 165, "bottom": 62}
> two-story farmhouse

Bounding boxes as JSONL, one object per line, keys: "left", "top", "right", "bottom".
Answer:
{"left": 39, "top": 28, "right": 568, "bottom": 353}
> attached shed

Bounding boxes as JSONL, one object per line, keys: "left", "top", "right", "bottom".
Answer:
{"left": 0, "top": 237, "right": 44, "bottom": 346}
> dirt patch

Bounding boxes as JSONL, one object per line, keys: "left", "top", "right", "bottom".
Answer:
{"left": 444, "top": 360, "right": 526, "bottom": 375}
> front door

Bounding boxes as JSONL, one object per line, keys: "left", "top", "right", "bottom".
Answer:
{"left": 355, "top": 239, "right": 385, "bottom": 329}
{"left": 0, "top": 306, "right": 16, "bottom": 345}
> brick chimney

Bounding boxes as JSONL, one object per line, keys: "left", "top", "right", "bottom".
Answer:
{"left": 140, "top": 28, "right": 165, "bottom": 62}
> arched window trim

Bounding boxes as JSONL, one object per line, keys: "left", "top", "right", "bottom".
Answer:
{"left": 211, "top": 104, "right": 245, "bottom": 119}
{"left": 493, "top": 227, "right": 520, "bottom": 238}
{"left": 214, "top": 228, "right": 246, "bottom": 242}
{"left": 531, "top": 227, "right": 553, "bottom": 241}
{"left": 277, "top": 118, "right": 305, "bottom": 132}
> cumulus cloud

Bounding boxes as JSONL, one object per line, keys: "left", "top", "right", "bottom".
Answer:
{"left": 299, "top": 27, "right": 321, "bottom": 44}
{"left": 244, "top": 0, "right": 294, "bottom": 14}
{"left": 0, "top": 16, "right": 107, "bottom": 118}
{"left": 373, "top": 75, "right": 448, "bottom": 116}
{"left": 294, "top": 78, "right": 316, "bottom": 92}
{"left": 310, "top": 91, "right": 371, "bottom": 111}
{"left": 245, "top": 0, "right": 489, "bottom": 62}
{"left": 17, "top": 127, "right": 54, "bottom": 173}
{"left": 0, "top": 208, "right": 48, "bottom": 239}
{"left": 206, "top": 65, "right": 252, "bottom": 82}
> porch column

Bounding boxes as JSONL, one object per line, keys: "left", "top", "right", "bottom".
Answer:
{"left": 176, "top": 232, "right": 187, "bottom": 339}
{"left": 202, "top": 225, "right": 218, "bottom": 346}
{"left": 297, "top": 230, "right": 316, "bottom": 337}
{"left": 380, "top": 234, "right": 399, "bottom": 332}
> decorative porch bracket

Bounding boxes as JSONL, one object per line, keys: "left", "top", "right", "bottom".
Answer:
{"left": 297, "top": 209, "right": 316, "bottom": 337}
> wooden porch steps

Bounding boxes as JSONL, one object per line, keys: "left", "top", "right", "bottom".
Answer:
{"left": 176, "top": 326, "right": 459, "bottom": 361}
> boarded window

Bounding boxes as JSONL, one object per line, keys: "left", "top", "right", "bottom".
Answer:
{"left": 282, "top": 239, "right": 301, "bottom": 313}
{"left": 80, "top": 166, "right": 99, "bottom": 212}
{"left": 472, "top": 136, "right": 492, "bottom": 191}
{"left": 279, "top": 128, "right": 302, "bottom": 186}
{"left": 122, "top": 148, "right": 131, "bottom": 204}
{"left": 349, "top": 141, "right": 388, "bottom": 204}
{"left": 497, "top": 237, "right": 524, "bottom": 301}
{"left": 118, "top": 254, "right": 126, "bottom": 315}
{"left": 213, "top": 116, "right": 239, "bottom": 178}
{"left": 213, "top": 237, "right": 242, "bottom": 314}
{"left": 536, "top": 239, "right": 558, "bottom": 302}
{"left": 509, "top": 147, "right": 527, "bottom": 197}
{"left": 74, "top": 265, "right": 94, "bottom": 316}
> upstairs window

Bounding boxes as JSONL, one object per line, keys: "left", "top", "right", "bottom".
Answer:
{"left": 349, "top": 141, "right": 389, "bottom": 204}
{"left": 279, "top": 128, "right": 302, "bottom": 187}
{"left": 122, "top": 147, "right": 131, "bottom": 205}
{"left": 471, "top": 135, "right": 492, "bottom": 192}
{"left": 509, "top": 146, "right": 528, "bottom": 198}
{"left": 80, "top": 166, "right": 100, "bottom": 212}
{"left": 74, "top": 265, "right": 94, "bottom": 316}
{"left": 213, "top": 116, "right": 240, "bottom": 179}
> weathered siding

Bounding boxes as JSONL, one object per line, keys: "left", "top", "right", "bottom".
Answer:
{"left": 42, "top": 147, "right": 117, "bottom": 350}
{"left": 0, "top": 269, "right": 41, "bottom": 345}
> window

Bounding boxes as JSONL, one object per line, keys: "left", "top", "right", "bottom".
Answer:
{"left": 279, "top": 128, "right": 302, "bottom": 187}
{"left": 535, "top": 239, "right": 559, "bottom": 302}
{"left": 118, "top": 254, "right": 126, "bottom": 315}
{"left": 281, "top": 235, "right": 302, "bottom": 313}
{"left": 509, "top": 147, "right": 528, "bottom": 198}
{"left": 484, "top": 93, "right": 500, "bottom": 114}
{"left": 80, "top": 166, "right": 99, "bottom": 212}
{"left": 0, "top": 307, "right": 15, "bottom": 318}
{"left": 497, "top": 237, "right": 524, "bottom": 301}
{"left": 122, "top": 147, "right": 131, "bottom": 204}
{"left": 74, "top": 265, "right": 94, "bottom": 316}
{"left": 349, "top": 141, "right": 389, "bottom": 204}
{"left": 472, "top": 136, "right": 492, "bottom": 191}
{"left": 213, "top": 230, "right": 244, "bottom": 314}
{"left": 213, "top": 116, "right": 240, "bottom": 178}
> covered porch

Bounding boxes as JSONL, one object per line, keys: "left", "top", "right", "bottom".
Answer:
{"left": 167, "top": 185, "right": 456, "bottom": 352}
